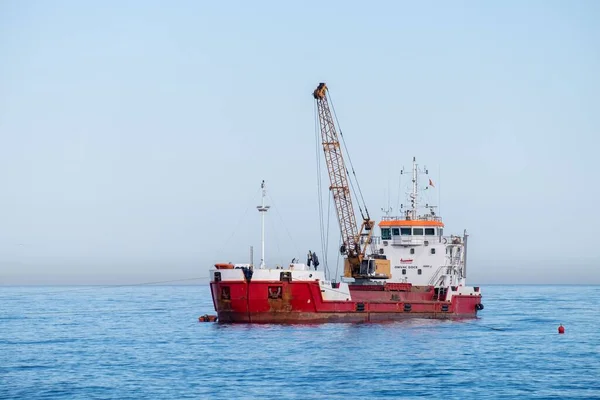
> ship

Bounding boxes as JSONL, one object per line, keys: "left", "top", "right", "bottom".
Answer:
{"left": 207, "top": 83, "right": 483, "bottom": 323}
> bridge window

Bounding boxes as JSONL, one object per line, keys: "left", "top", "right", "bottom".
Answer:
{"left": 413, "top": 228, "right": 424, "bottom": 235}
{"left": 400, "top": 228, "right": 411, "bottom": 235}
{"left": 425, "top": 228, "right": 435, "bottom": 236}
{"left": 392, "top": 228, "right": 400, "bottom": 236}
{"left": 381, "top": 228, "right": 391, "bottom": 240}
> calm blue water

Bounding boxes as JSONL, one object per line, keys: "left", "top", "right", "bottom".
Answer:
{"left": 1, "top": 285, "right": 599, "bottom": 399}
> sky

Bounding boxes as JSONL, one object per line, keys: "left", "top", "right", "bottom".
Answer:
{"left": 1, "top": 0, "right": 599, "bottom": 284}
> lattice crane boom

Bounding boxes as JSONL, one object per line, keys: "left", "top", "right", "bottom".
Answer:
{"left": 313, "top": 83, "right": 373, "bottom": 273}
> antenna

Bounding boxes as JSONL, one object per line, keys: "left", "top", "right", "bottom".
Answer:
{"left": 383, "top": 179, "right": 392, "bottom": 217}
{"left": 438, "top": 164, "right": 441, "bottom": 217}
{"left": 381, "top": 206, "right": 393, "bottom": 217}
{"left": 396, "top": 165, "right": 405, "bottom": 214}
{"left": 256, "top": 180, "right": 270, "bottom": 268}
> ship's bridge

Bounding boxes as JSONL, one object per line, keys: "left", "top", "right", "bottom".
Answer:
{"left": 378, "top": 215, "right": 444, "bottom": 246}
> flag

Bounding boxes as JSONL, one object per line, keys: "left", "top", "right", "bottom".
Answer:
{"left": 429, "top": 178, "right": 435, "bottom": 188}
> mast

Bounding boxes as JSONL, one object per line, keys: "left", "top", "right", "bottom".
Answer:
{"left": 411, "top": 157, "right": 418, "bottom": 220}
{"left": 256, "top": 180, "right": 270, "bottom": 268}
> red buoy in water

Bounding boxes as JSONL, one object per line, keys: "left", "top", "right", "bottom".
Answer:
{"left": 558, "top": 324, "right": 565, "bottom": 334}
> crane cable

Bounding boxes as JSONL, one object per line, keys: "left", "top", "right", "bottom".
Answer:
{"left": 334, "top": 235, "right": 342, "bottom": 281}
{"left": 325, "top": 186, "right": 332, "bottom": 280}
{"left": 345, "top": 160, "right": 365, "bottom": 223}
{"left": 314, "top": 101, "right": 330, "bottom": 280}
{"left": 327, "top": 91, "right": 370, "bottom": 221}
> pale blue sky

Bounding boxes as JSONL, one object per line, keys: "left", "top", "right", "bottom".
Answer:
{"left": 1, "top": 1, "right": 599, "bottom": 284}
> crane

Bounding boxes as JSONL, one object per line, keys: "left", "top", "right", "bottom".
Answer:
{"left": 313, "top": 83, "right": 377, "bottom": 278}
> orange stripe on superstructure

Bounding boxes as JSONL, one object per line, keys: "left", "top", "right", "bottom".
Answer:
{"left": 378, "top": 220, "right": 445, "bottom": 227}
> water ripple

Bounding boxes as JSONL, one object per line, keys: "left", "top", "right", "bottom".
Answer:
{"left": 0, "top": 285, "right": 599, "bottom": 399}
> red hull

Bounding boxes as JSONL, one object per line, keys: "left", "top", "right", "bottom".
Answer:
{"left": 210, "top": 280, "right": 482, "bottom": 323}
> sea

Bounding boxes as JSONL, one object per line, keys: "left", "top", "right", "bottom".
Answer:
{"left": 1, "top": 285, "right": 598, "bottom": 399}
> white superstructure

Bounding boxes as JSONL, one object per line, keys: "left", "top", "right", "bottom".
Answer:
{"left": 358, "top": 157, "right": 468, "bottom": 287}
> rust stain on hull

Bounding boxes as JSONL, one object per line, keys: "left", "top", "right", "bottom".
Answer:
{"left": 209, "top": 281, "right": 482, "bottom": 324}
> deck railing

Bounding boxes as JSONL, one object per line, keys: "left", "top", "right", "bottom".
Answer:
{"left": 363, "top": 235, "right": 464, "bottom": 247}
{"left": 380, "top": 214, "right": 443, "bottom": 223}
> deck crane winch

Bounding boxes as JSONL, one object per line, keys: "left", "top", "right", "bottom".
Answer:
{"left": 313, "top": 83, "right": 390, "bottom": 279}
